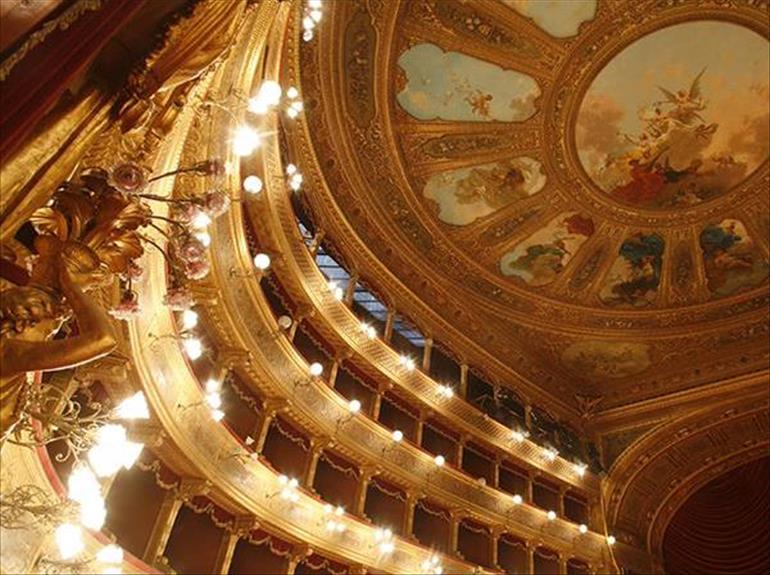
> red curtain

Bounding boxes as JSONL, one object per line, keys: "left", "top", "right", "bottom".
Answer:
{"left": 663, "top": 457, "right": 769, "bottom": 575}
{"left": 0, "top": 0, "right": 147, "bottom": 162}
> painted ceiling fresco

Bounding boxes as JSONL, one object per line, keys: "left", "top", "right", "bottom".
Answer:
{"left": 576, "top": 22, "right": 769, "bottom": 210}
{"left": 396, "top": 43, "right": 540, "bottom": 122}
{"left": 423, "top": 157, "right": 546, "bottom": 225}
{"left": 499, "top": 0, "right": 597, "bottom": 38}
{"left": 301, "top": 0, "right": 770, "bottom": 408}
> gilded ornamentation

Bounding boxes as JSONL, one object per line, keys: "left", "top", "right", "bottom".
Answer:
{"left": 294, "top": 0, "right": 769, "bottom": 415}
{"left": 344, "top": 2, "right": 376, "bottom": 127}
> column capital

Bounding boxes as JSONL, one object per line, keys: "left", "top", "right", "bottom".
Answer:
{"left": 490, "top": 524, "right": 506, "bottom": 538}
{"left": 309, "top": 435, "right": 331, "bottom": 452}
{"left": 359, "top": 464, "right": 380, "bottom": 479}
{"left": 262, "top": 397, "right": 290, "bottom": 414}
{"left": 289, "top": 543, "right": 314, "bottom": 562}
{"left": 175, "top": 477, "right": 211, "bottom": 502}
{"left": 377, "top": 381, "right": 393, "bottom": 393}
{"left": 230, "top": 515, "right": 258, "bottom": 538}
{"left": 336, "top": 349, "right": 355, "bottom": 362}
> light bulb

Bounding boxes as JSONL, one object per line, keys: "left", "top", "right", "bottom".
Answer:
{"left": 257, "top": 80, "right": 282, "bottom": 106}
{"left": 114, "top": 391, "right": 149, "bottom": 420}
{"left": 286, "top": 107, "right": 299, "bottom": 119}
{"left": 309, "top": 362, "right": 324, "bottom": 377}
{"left": 544, "top": 447, "right": 558, "bottom": 461}
{"left": 183, "top": 337, "right": 203, "bottom": 360}
{"left": 194, "top": 231, "right": 211, "bottom": 247}
{"left": 79, "top": 498, "right": 106, "bottom": 530}
{"left": 96, "top": 545, "right": 124, "bottom": 565}
{"left": 191, "top": 211, "right": 211, "bottom": 229}
{"left": 287, "top": 86, "right": 299, "bottom": 99}
{"left": 399, "top": 355, "right": 415, "bottom": 371}
{"left": 574, "top": 462, "right": 587, "bottom": 477}
{"left": 232, "top": 125, "right": 261, "bottom": 156}
{"left": 329, "top": 281, "right": 344, "bottom": 300}
{"left": 253, "top": 253, "right": 271, "bottom": 270}
{"left": 512, "top": 494, "right": 523, "bottom": 505}
{"left": 348, "top": 399, "right": 361, "bottom": 413}
{"left": 302, "top": 30, "right": 314, "bottom": 42}
{"left": 579, "top": 524, "right": 588, "bottom": 534}
{"left": 182, "top": 309, "right": 199, "bottom": 330}
{"left": 248, "top": 97, "right": 269, "bottom": 115}
{"left": 243, "top": 175, "right": 263, "bottom": 194}
{"left": 68, "top": 465, "right": 100, "bottom": 504}
{"left": 308, "top": 0, "right": 322, "bottom": 8}
{"left": 285, "top": 163, "right": 297, "bottom": 176}
{"left": 547, "top": 510, "right": 556, "bottom": 521}
{"left": 607, "top": 535, "right": 616, "bottom": 546}
{"left": 88, "top": 424, "right": 129, "bottom": 477}
{"left": 438, "top": 385, "right": 454, "bottom": 398}
{"left": 380, "top": 541, "right": 394, "bottom": 554}
{"left": 205, "top": 392, "right": 222, "bottom": 410}
{"left": 120, "top": 441, "right": 143, "bottom": 470}
{"left": 392, "top": 429, "right": 403, "bottom": 442}
{"left": 310, "top": 9, "right": 322, "bottom": 22}
{"left": 511, "top": 430, "right": 525, "bottom": 443}
{"left": 289, "top": 173, "right": 303, "bottom": 191}
{"left": 302, "top": 16, "right": 315, "bottom": 30}
{"left": 211, "top": 409, "right": 225, "bottom": 421}
{"left": 55, "top": 523, "right": 84, "bottom": 559}
{"left": 434, "top": 455, "right": 445, "bottom": 467}
{"left": 205, "top": 378, "right": 221, "bottom": 393}
{"left": 278, "top": 315, "right": 293, "bottom": 329}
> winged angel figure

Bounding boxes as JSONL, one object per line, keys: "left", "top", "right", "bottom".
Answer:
{"left": 606, "top": 69, "right": 730, "bottom": 207}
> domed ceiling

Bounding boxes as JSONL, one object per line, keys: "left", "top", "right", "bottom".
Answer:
{"left": 295, "top": 0, "right": 770, "bottom": 412}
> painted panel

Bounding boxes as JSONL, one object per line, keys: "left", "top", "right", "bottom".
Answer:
{"left": 396, "top": 43, "right": 540, "bottom": 122}
{"left": 576, "top": 22, "right": 769, "bottom": 209}
{"left": 599, "top": 233, "right": 665, "bottom": 307}
{"left": 562, "top": 340, "right": 651, "bottom": 379}
{"left": 424, "top": 157, "right": 546, "bottom": 225}
{"left": 499, "top": 213, "right": 595, "bottom": 285}
{"left": 499, "top": 0, "right": 596, "bottom": 38}
{"left": 700, "top": 219, "right": 769, "bottom": 297}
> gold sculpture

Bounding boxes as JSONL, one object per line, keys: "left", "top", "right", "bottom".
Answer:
{"left": 0, "top": 258, "right": 117, "bottom": 439}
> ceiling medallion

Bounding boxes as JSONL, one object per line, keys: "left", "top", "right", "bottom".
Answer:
{"left": 554, "top": 10, "right": 769, "bottom": 227}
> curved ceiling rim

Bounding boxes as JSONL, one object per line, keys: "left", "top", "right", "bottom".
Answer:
{"left": 298, "top": 0, "right": 770, "bottom": 336}
{"left": 603, "top": 400, "right": 770, "bottom": 536}
{"left": 553, "top": 7, "right": 770, "bottom": 223}
{"left": 605, "top": 401, "right": 770, "bottom": 521}
{"left": 647, "top": 448, "right": 770, "bottom": 562}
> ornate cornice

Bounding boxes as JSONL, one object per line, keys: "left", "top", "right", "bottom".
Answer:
{"left": 604, "top": 396, "right": 770, "bottom": 557}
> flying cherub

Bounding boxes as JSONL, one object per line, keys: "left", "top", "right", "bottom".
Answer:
{"left": 656, "top": 67, "right": 707, "bottom": 125}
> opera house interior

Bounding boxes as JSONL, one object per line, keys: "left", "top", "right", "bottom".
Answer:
{"left": 1, "top": 1, "right": 769, "bottom": 574}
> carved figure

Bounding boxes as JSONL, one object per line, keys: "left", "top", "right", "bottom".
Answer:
{"left": 1, "top": 260, "right": 116, "bottom": 438}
